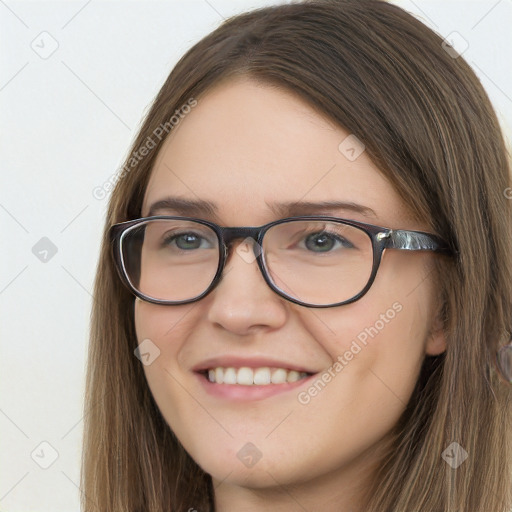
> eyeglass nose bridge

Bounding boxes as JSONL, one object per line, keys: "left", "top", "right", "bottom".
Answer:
{"left": 218, "top": 226, "right": 263, "bottom": 257}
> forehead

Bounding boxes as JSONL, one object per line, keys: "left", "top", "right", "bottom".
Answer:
{"left": 142, "top": 77, "right": 409, "bottom": 227}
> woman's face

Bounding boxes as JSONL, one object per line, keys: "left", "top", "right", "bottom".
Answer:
{"left": 135, "top": 77, "right": 445, "bottom": 507}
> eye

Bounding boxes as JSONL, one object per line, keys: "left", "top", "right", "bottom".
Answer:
{"left": 302, "top": 231, "right": 355, "bottom": 253}
{"left": 162, "top": 231, "right": 214, "bottom": 251}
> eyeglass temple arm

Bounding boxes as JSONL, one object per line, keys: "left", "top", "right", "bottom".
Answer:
{"left": 383, "top": 229, "right": 450, "bottom": 253}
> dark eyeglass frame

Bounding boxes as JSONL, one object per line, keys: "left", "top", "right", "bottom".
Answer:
{"left": 110, "top": 215, "right": 452, "bottom": 309}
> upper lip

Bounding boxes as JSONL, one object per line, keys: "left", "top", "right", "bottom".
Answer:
{"left": 192, "top": 356, "right": 320, "bottom": 374}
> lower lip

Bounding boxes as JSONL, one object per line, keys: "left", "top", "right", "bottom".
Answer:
{"left": 194, "top": 371, "right": 317, "bottom": 401}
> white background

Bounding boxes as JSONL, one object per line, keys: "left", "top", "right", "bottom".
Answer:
{"left": 1, "top": 1, "right": 511, "bottom": 510}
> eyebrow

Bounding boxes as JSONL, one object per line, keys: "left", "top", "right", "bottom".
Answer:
{"left": 146, "top": 196, "right": 377, "bottom": 220}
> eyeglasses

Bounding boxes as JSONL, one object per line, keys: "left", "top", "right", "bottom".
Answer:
{"left": 109, "top": 215, "right": 451, "bottom": 308}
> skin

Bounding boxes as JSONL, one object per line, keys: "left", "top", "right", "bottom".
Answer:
{"left": 134, "top": 77, "right": 446, "bottom": 511}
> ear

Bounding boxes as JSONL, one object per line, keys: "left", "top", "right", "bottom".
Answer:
{"left": 425, "top": 303, "right": 447, "bottom": 356}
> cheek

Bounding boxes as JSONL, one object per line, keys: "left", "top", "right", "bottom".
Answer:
{"left": 300, "top": 261, "right": 434, "bottom": 405}
{"left": 291, "top": 291, "right": 430, "bottom": 453}
{"left": 134, "top": 301, "right": 197, "bottom": 419}
{"left": 134, "top": 301, "right": 198, "bottom": 350}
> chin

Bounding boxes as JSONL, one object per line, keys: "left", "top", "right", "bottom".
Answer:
{"left": 190, "top": 441, "right": 315, "bottom": 490}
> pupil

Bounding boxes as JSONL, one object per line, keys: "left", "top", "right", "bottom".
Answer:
{"left": 306, "top": 233, "right": 333, "bottom": 252}
{"left": 177, "top": 234, "right": 200, "bottom": 250}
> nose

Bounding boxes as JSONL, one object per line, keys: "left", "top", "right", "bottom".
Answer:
{"left": 205, "top": 238, "right": 288, "bottom": 335}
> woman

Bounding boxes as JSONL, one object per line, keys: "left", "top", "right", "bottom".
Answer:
{"left": 81, "top": 0, "right": 512, "bottom": 510}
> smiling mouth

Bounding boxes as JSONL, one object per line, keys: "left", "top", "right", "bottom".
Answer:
{"left": 197, "top": 366, "right": 314, "bottom": 386}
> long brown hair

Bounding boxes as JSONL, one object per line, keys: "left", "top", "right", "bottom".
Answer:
{"left": 81, "top": 1, "right": 512, "bottom": 510}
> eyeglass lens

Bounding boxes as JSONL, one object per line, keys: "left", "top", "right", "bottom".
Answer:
{"left": 120, "top": 218, "right": 374, "bottom": 306}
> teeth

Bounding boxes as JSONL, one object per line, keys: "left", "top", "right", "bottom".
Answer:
{"left": 237, "top": 367, "right": 254, "bottom": 385}
{"left": 286, "top": 370, "right": 301, "bottom": 383}
{"left": 205, "top": 366, "right": 311, "bottom": 385}
{"left": 223, "top": 367, "right": 237, "bottom": 384}
{"left": 271, "top": 368, "right": 288, "bottom": 384}
{"left": 254, "top": 367, "right": 271, "bottom": 385}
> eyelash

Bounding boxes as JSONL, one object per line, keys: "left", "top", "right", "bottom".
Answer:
{"left": 161, "top": 229, "right": 355, "bottom": 253}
